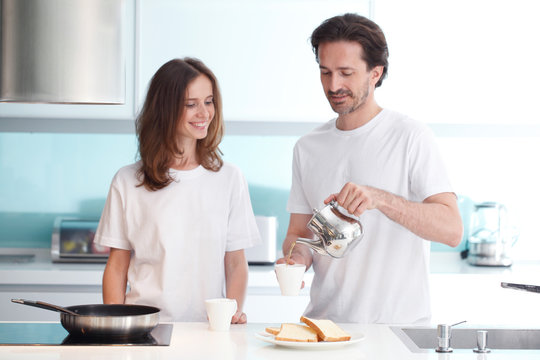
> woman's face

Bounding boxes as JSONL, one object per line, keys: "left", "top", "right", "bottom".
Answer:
{"left": 177, "top": 74, "right": 215, "bottom": 141}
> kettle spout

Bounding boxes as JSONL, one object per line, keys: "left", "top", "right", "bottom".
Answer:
{"left": 296, "top": 237, "right": 327, "bottom": 256}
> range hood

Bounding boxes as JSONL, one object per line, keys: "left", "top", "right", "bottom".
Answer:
{"left": 0, "top": 0, "right": 125, "bottom": 104}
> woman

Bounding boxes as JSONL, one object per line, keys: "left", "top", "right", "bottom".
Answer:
{"left": 94, "top": 58, "right": 260, "bottom": 323}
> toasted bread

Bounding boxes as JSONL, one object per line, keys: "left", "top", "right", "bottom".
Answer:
{"left": 265, "top": 326, "right": 280, "bottom": 336}
{"left": 275, "top": 323, "right": 318, "bottom": 342}
{"left": 300, "top": 316, "right": 351, "bottom": 342}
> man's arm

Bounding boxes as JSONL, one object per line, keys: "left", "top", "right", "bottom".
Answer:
{"left": 326, "top": 183, "right": 463, "bottom": 247}
{"left": 277, "top": 213, "right": 315, "bottom": 269}
{"left": 102, "top": 248, "right": 130, "bottom": 304}
{"left": 224, "top": 249, "right": 248, "bottom": 324}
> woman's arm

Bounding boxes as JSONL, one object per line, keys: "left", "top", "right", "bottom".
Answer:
{"left": 224, "top": 249, "right": 249, "bottom": 324}
{"left": 102, "top": 247, "right": 131, "bottom": 304}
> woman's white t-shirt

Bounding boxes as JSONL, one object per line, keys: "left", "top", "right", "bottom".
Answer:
{"left": 287, "top": 109, "right": 454, "bottom": 324}
{"left": 94, "top": 161, "right": 260, "bottom": 321}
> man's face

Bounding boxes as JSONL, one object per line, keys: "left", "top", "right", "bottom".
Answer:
{"left": 318, "top": 41, "right": 381, "bottom": 116}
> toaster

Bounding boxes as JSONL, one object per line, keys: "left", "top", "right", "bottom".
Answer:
{"left": 51, "top": 217, "right": 107, "bottom": 263}
{"left": 245, "top": 216, "right": 277, "bottom": 265}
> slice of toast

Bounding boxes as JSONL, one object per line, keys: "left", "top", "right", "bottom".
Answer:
{"left": 300, "top": 316, "right": 351, "bottom": 342}
{"left": 265, "top": 326, "right": 280, "bottom": 336}
{"left": 275, "top": 323, "right": 318, "bottom": 342}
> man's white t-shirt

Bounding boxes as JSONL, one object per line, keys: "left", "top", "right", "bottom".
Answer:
{"left": 287, "top": 109, "right": 454, "bottom": 324}
{"left": 94, "top": 161, "right": 260, "bottom": 322}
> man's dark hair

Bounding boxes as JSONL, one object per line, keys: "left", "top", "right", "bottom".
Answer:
{"left": 311, "top": 13, "right": 389, "bottom": 87}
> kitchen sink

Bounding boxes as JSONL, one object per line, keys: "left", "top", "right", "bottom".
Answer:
{"left": 391, "top": 326, "right": 540, "bottom": 353}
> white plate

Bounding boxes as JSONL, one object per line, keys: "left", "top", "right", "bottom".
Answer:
{"left": 254, "top": 331, "right": 365, "bottom": 349}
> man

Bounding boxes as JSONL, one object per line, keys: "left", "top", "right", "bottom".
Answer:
{"left": 279, "top": 13, "right": 463, "bottom": 324}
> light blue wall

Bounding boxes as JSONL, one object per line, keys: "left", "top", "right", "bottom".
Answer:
{"left": 0, "top": 132, "right": 467, "bottom": 251}
{"left": 0, "top": 132, "right": 137, "bottom": 248}
{"left": 0, "top": 132, "right": 297, "bottom": 249}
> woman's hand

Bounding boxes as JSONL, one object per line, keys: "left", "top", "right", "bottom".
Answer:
{"left": 231, "top": 310, "right": 247, "bottom": 324}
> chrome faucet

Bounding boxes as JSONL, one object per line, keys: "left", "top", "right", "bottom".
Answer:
{"left": 435, "top": 321, "right": 466, "bottom": 353}
{"left": 473, "top": 330, "right": 491, "bottom": 353}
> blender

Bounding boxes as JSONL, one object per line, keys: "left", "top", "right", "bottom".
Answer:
{"left": 466, "top": 202, "right": 517, "bottom": 267}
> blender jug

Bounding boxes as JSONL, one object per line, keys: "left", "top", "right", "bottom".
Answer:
{"left": 467, "top": 202, "right": 515, "bottom": 267}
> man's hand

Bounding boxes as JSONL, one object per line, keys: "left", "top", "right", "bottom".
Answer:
{"left": 276, "top": 252, "right": 305, "bottom": 266}
{"left": 325, "top": 182, "right": 380, "bottom": 217}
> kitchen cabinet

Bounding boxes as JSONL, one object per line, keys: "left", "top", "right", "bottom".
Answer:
{"left": 0, "top": 249, "right": 312, "bottom": 322}
{"left": 0, "top": 249, "right": 104, "bottom": 320}
{"left": 1, "top": 0, "right": 371, "bottom": 134}
{"left": 243, "top": 292, "right": 310, "bottom": 324}
{"left": 0, "top": 286, "right": 102, "bottom": 321}
{"left": 1, "top": 287, "right": 309, "bottom": 323}
{"left": 3, "top": 251, "right": 540, "bottom": 325}
{"left": 137, "top": 0, "right": 369, "bottom": 126}
{"left": 0, "top": 283, "right": 310, "bottom": 323}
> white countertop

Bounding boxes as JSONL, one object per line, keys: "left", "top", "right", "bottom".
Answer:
{"left": 0, "top": 321, "right": 538, "bottom": 360}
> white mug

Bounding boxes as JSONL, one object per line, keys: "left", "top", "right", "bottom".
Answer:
{"left": 275, "top": 263, "right": 306, "bottom": 296}
{"left": 204, "top": 298, "right": 237, "bottom": 331}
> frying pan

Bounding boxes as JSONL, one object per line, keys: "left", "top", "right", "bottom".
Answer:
{"left": 11, "top": 299, "right": 160, "bottom": 337}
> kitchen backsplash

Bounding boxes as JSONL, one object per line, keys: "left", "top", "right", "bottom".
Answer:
{"left": 0, "top": 132, "right": 298, "bottom": 250}
{"left": 0, "top": 132, "right": 471, "bottom": 252}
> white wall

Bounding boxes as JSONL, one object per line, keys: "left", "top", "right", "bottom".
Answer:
{"left": 374, "top": 0, "right": 540, "bottom": 126}
{"left": 372, "top": 0, "right": 540, "bottom": 260}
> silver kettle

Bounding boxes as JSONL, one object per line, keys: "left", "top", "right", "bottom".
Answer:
{"left": 296, "top": 200, "right": 364, "bottom": 258}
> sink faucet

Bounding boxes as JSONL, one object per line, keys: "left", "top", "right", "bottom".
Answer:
{"left": 435, "top": 320, "right": 466, "bottom": 353}
{"left": 473, "top": 330, "right": 491, "bottom": 353}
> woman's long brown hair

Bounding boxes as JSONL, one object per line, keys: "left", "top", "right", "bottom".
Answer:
{"left": 135, "top": 58, "right": 224, "bottom": 191}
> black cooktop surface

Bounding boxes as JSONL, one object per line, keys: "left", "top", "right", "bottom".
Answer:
{"left": 0, "top": 323, "right": 173, "bottom": 346}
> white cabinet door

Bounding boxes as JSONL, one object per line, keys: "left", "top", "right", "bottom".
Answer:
{"left": 138, "top": 0, "right": 371, "bottom": 125}
{"left": 1, "top": 286, "right": 102, "bottom": 321}
{"left": 244, "top": 294, "right": 310, "bottom": 324}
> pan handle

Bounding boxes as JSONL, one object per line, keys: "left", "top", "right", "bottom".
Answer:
{"left": 11, "top": 299, "right": 79, "bottom": 316}
{"left": 501, "top": 282, "right": 540, "bottom": 293}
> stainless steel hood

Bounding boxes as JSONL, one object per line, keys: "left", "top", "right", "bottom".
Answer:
{"left": 0, "top": 0, "right": 125, "bottom": 104}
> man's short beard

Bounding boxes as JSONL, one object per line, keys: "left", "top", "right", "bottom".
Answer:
{"left": 332, "top": 88, "right": 369, "bottom": 115}
{"left": 334, "top": 101, "right": 361, "bottom": 115}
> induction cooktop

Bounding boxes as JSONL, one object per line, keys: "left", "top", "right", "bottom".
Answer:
{"left": 0, "top": 323, "right": 173, "bottom": 346}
